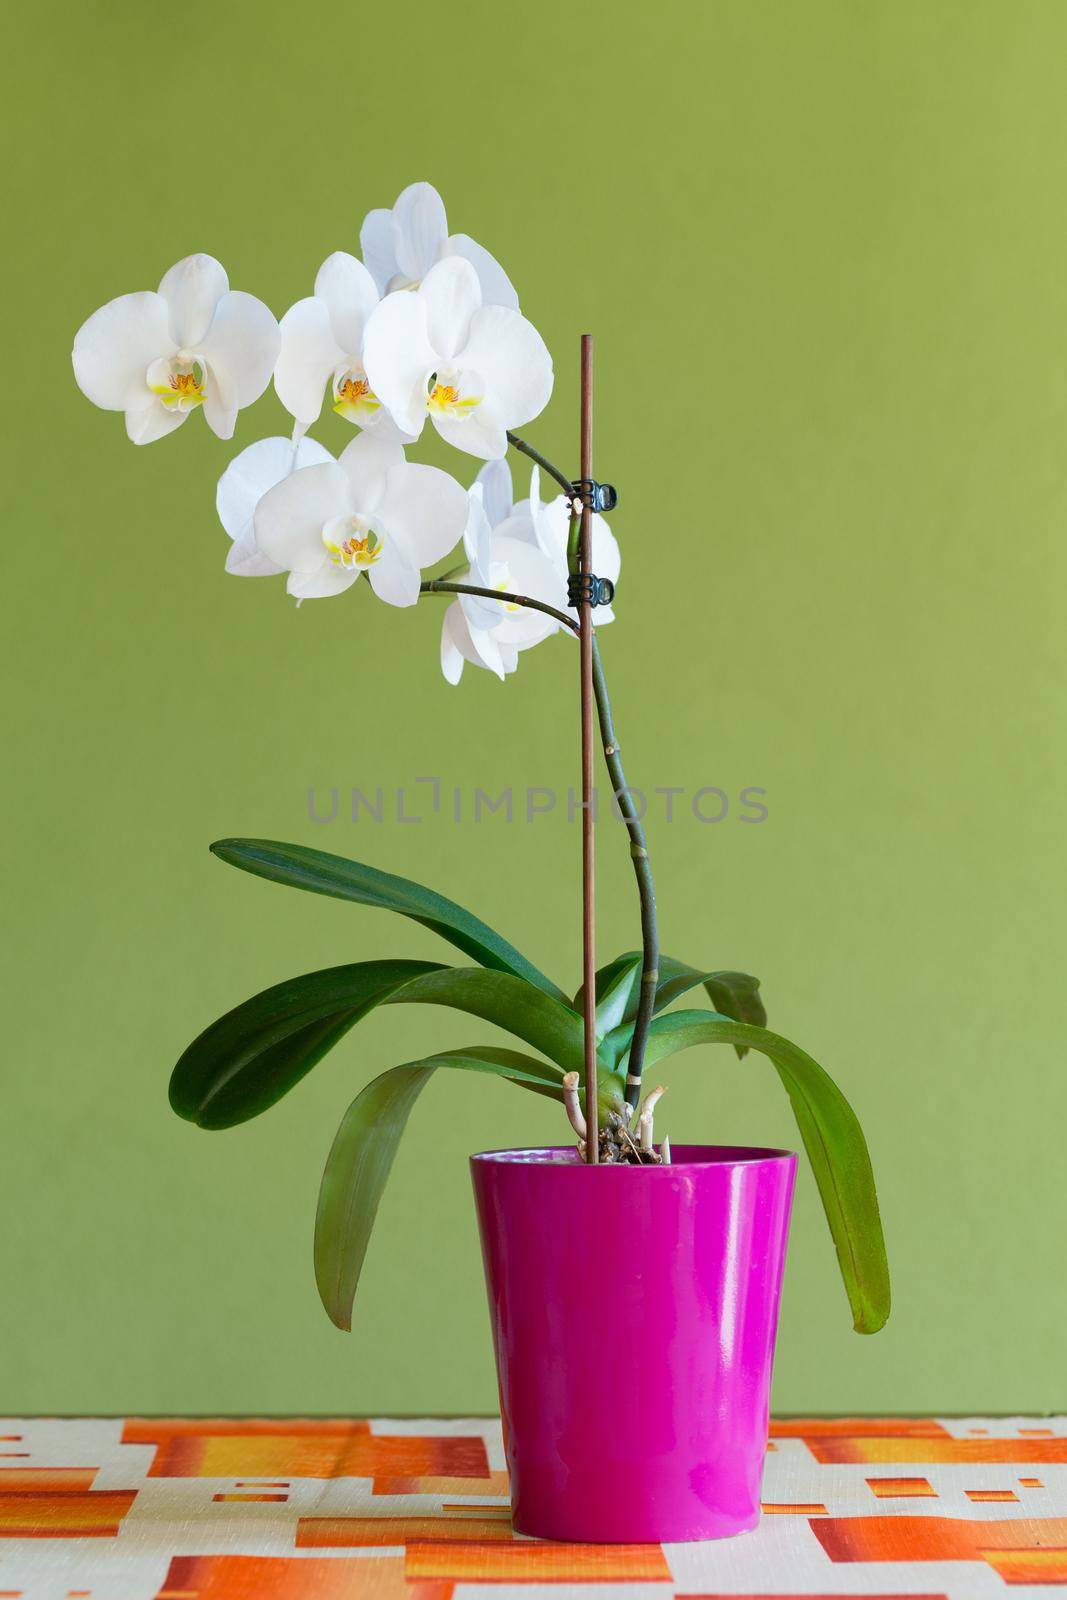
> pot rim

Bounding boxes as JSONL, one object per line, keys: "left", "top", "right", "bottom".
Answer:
{"left": 470, "top": 1142, "right": 797, "bottom": 1169}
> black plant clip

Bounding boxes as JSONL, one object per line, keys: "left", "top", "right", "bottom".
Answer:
{"left": 568, "top": 572, "right": 616, "bottom": 609}
{"left": 571, "top": 478, "right": 618, "bottom": 514}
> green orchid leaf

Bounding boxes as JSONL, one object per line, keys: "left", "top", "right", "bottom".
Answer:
{"left": 387, "top": 967, "right": 585, "bottom": 1073}
{"left": 572, "top": 953, "right": 641, "bottom": 1016}
{"left": 210, "top": 838, "right": 568, "bottom": 1004}
{"left": 316, "top": 1047, "right": 563, "bottom": 1331}
{"left": 644, "top": 957, "right": 766, "bottom": 1029}
{"left": 701, "top": 972, "right": 767, "bottom": 1040}
{"left": 599, "top": 953, "right": 767, "bottom": 1066}
{"left": 573, "top": 953, "right": 645, "bottom": 1043}
{"left": 595, "top": 956, "right": 646, "bottom": 1040}
{"left": 654, "top": 961, "right": 766, "bottom": 1057}
{"left": 171, "top": 963, "right": 578, "bottom": 1130}
{"left": 170, "top": 960, "right": 445, "bottom": 1129}
{"left": 643, "top": 1008, "right": 890, "bottom": 1336}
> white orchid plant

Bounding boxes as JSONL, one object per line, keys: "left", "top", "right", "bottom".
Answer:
{"left": 74, "top": 183, "right": 889, "bottom": 1336}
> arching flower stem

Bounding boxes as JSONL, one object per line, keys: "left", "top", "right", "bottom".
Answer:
{"left": 591, "top": 633, "right": 658, "bottom": 1111}
{"left": 506, "top": 430, "right": 575, "bottom": 500}
{"left": 422, "top": 429, "right": 661, "bottom": 1113}
{"left": 508, "top": 432, "right": 659, "bottom": 1112}
{"left": 419, "top": 580, "right": 577, "bottom": 634}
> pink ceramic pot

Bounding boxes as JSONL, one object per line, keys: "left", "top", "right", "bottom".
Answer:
{"left": 470, "top": 1144, "right": 796, "bottom": 1544}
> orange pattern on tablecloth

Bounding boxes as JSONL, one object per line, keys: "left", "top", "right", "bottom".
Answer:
{"left": 123, "top": 1417, "right": 490, "bottom": 1487}
{"left": 760, "top": 1503, "right": 828, "bottom": 1515}
{"left": 812, "top": 1513, "right": 1067, "bottom": 1563}
{"left": 4, "top": 1415, "right": 1066, "bottom": 1598}
{"left": 867, "top": 1476, "right": 937, "bottom": 1498}
{"left": 770, "top": 1418, "right": 950, "bottom": 1438}
{"left": 375, "top": 1471, "right": 511, "bottom": 1496}
{"left": 0, "top": 1489, "right": 136, "bottom": 1538}
{"left": 0, "top": 1470, "right": 97, "bottom": 1493}
{"left": 982, "top": 1548, "right": 1067, "bottom": 1583}
{"left": 296, "top": 1512, "right": 668, "bottom": 1582}
{"left": 404, "top": 1538, "right": 672, "bottom": 1582}
{"left": 806, "top": 1435, "right": 1067, "bottom": 1465}
{"left": 155, "top": 1553, "right": 451, "bottom": 1600}
{"left": 298, "top": 1514, "right": 518, "bottom": 1547}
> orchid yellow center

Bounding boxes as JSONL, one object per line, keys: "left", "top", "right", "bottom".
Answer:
{"left": 333, "top": 367, "right": 380, "bottom": 422}
{"left": 426, "top": 370, "right": 482, "bottom": 418}
{"left": 494, "top": 572, "right": 521, "bottom": 614}
{"left": 151, "top": 359, "right": 205, "bottom": 411}
{"left": 323, "top": 515, "right": 383, "bottom": 570}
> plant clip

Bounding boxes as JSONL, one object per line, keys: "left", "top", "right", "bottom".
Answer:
{"left": 571, "top": 478, "right": 618, "bottom": 514}
{"left": 567, "top": 572, "right": 617, "bottom": 608}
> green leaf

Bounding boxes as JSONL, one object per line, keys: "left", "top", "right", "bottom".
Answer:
{"left": 171, "top": 963, "right": 580, "bottom": 1130}
{"left": 598, "top": 953, "right": 767, "bottom": 1066}
{"left": 701, "top": 972, "right": 767, "bottom": 1038}
{"left": 655, "top": 962, "right": 766, "bottom": 1057}
{"left": 315, "top": 1047, "right": 563, "bottom": 1330}
{"left": 170, "top": 960, "right": 445, "bottom": 1129}
{"left": 643, "top": 1008, "right": 890, "bottom": 1335}
{"left": 386, "top": 967, "right": 586, "bottom": 1073}
{"left": 654, "top": 959, "right": 766, "bottom": 1027}
{"left": 572, "top": 952, "right": 640, "bottom": 1016}
{"left": 573, "top": 953, "right": 644, "bottom": 1042}
{"left": 210, "top": 838, "right": 569, "bottom": 1004}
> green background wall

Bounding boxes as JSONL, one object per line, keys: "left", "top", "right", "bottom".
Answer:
{"left": 4, "top": 0, "right": 1064, "bottom": 1416}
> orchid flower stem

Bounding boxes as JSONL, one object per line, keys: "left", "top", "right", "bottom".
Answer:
{"left": 419, "top": 580, "right": 578, "bottom": 635}
{"left": 420, "top": 604, "right": 659, "bottom": 1111}
{"left": 506, "top": 430, "right": 575, "bottom": 500}
{"left": 591, "top": 634, "right": 659, "bottom": 1111}
{"left": 432, "top": 431, "right": 661, "bottom": 1114}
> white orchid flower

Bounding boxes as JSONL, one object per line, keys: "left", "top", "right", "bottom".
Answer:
{"left": 470, "top": 457, "right": 520, "bottom": 532}
{"left": 253, "top": 427, "right": 468, "bottom": 605}
{"left": 72, "top": 254, "right": 279, "bottom": 445}
{"left": 363, "top": 258, "right": 552, "bottom": 462}
{"left": 217, "top": 435, "right": 334, "bottom": 577}
{"left": 359, "top": 181, "right": 518, "bottom": 309}
{"left": 472, "top": 460, "right": 621, "bottom": 626}
{"left": 274, "top": 253, "right": 389, "bottom": 437}
{"left": 440, "top": 485, "right": 567, "bottom": 684}
{"left": 522, "top": 465, "right": 620, "bottom": 627}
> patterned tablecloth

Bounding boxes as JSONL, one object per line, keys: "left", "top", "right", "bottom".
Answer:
{"left": 1, "top": 1416, "right": 1065, "bottom": 1598}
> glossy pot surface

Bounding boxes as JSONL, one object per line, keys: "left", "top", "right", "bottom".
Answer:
{"left": 470, "top": 1144, "right": 796, "bottom": 1543}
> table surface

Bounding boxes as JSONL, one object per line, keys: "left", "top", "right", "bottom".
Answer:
{"left": 1, "top": 1415, "right": 1065, "bottom": 1598}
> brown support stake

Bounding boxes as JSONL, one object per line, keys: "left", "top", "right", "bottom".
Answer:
{"left": 579, "top": 334, "right": 599, "bottom": 1164}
